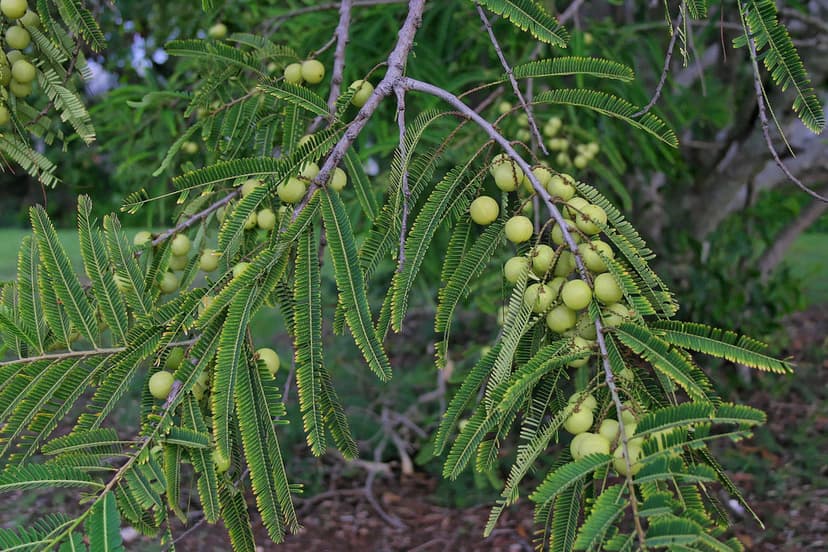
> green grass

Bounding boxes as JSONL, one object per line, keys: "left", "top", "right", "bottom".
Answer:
{"left": 0, "top": 228, "right": 85, "bottom": 282}
{"left": 784, "top": 232, "right": 828, "bottom": 306}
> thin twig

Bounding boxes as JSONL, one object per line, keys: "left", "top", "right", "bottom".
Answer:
{"left": 399, "top": 76, "right": 648, "bottom": 548}
{"left": 395, "top": 87, "right": 411, "bottom": 272}
{"left": 476, "top": 3, "right": 548, "bottom": 155}
{"left": 308, "top": 0, "right": 354, "bottom": 133}
{"left": 274, "top": 0, "right": 405, "bottom": 22}
{"left": 559, "top": 0, "right": 587, "bottom": 24}
{"left": 0, "top": 338, "right": 198, "bottom": 368}
{"left": 148, "top": 190, "right": 240, "bottom": 250}
{"left": 746, "top": 35, "right": 827, "bottom": 202}
{"left": 633, "top": 6, "right": 684, "bottom": 118}
{"left": 292, "top": 0, "right": 427, "bottom": 220}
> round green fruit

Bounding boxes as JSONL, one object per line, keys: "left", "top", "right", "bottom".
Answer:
{"left": 165, "top": 347, "right": 185, "bottom": 370}
{"left": 561, "top": 279, "right": 592, "bottom": 310}
{"left": 243, "top": 211, "right": 257, "bottom": 230}
{"left": 329, "top": 167, "right": 347, "bottom": 191}
{"left": 257, "top": 208, "right": 277, "bottom": 230}
{"left": 283, "top": 62, "right": 303, "bottom": 85}
{"left": 240, "top": 178, "right": 261, "bottom": 197}
{"left": 133, "top": 230, "right": 152, "bottom": 247}
{"left": 213, "top": 449, "right": 231, "bottom": 473}
{"left": 563, "top": 408, "right": 593, "bottom": 435}
{"left": 19, "top": 9, "right": 38, "bottom": 28}
{"left": 256, "top": 347, "right": 280, "bottom": 376}
{"left": 578, "top": 240, "right": 613, "bottom": 273}
{"left": 546, "top": 304, "right": 576, "bottom": 333}
{"left": 570, "top": 432, "right": 590, "bottom": 459}
{"left": 613, "top": 443, "right": 643, "bottom": 476}
{"left": 568, "top": 391, "right": 597, "bottom": 412}
{"left": 9, "top": 78, "right": 31, "bottom": 97}
{"left": 547, "top": 174, "right": 575, "bottom": 201}
{"left": 573, "top": 155, "right": 588, "bottom": 169}
{"left": 199, "top": 249, "right": 220, "bottom": 272}
{"left": 550, "top": 219, "right": 581, "bottom": 246}
{"left": 300, "top": 59, "right": 325, "bottom": 84}
{"left": 497, "top": 101, "right": 512, "bottom": 115}
{"left": 593, "top": 273, "right": 623, "bottom": 304}
{"left": 492, "top": 162, "right": 522, "bottom": 192}
{"left": 171, "top": 234, "right": 191, "bottom": 256}
{"left": 159, "top": 271, "right": 179, "bottom": 294}
{"left": 1, "top": 0, "right": 28, "bottom": 19}
{"left": 576, "top": 313, "right": 598, "bottom": 340}
{"left": 349, "top": 79, "right": 374, "bottom": 107}
{"left": 182, "top": 141, "right": 198, "bottom": 154}
{"left": 469, "top": 195, "right": 499, "bottom": 225}
{"left": 599, "top": 419, "right": 620, "bottom": 442}
{"left": 5, "top": 26, "right": 29, "bottom": 49}
{"left": 232, "top": 262, "right": 250, "bottom": 279}
{"left": 603, "top": 302, "right": 632, "bottom": 328}
{"left": 576, "top": 204, "right": 607, "bottom": 235}
{"left": 168, "top": 253, "right": 188, "bottom": 271}
{"left": 207, "top": 22, "right": 228, "bottom": 39}
{"left": 523, "top": 283, "right": 555, "bottom": 313}
{"left": 568, "top": 336, "right": 594, "bottom": 367}
{"left": 531, "top": 166, "right": 553, "bottom": 189}
{"left": 0, "top": 105, "right": 9, "bottom": 125}
{"left": 553, "top": 250, "right": 575, "bottom": 277}
{"left": 564, "top": 197, "right": 589, "bottom": 219}
{"left": 503, "top": 256, "right": 530, "bottom": 284}
{"left": 620, "top": 407, "right": 637, "bottom": 427}
{"left": 530, "top": 244, "right": 555, "bottom": 276}
{"left": 504, "top": 215, "right": 533, "bottom": 243}
{"left": 149, "top": 370, "right": 175, "bottom": 400}
{"left": 577, "top": 433, "right": 611, "bottom": 458}
{"left": 299, "top": 161, "right": 319, "bottom": 180}
{"left": 277, "top": 177, "right": 306, "bottom": 203}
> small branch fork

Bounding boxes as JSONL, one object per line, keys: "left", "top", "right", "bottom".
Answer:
{"left": 476, "top": 3, "right": 548, "bottom": 155}
{"left": 397, "top": 76, "right": 648, "bottom": 548}
{"left": 149, "top": 190, "right": 240, "bottom": 250}
{"left": 746, "top": 35, "right": 828, "bottom": 203}
{"left": 395, "top": 87, "right": 410, "bottom": 272}
{"left": 633, "top": 4, "right": 685, "bottom": 118}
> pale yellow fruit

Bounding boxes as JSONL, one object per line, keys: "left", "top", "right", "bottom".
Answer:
{"left": 171, "top": 234, "right": 191, "bottom": 256}
{"left": 576, "top": 204, "right": 607, "bottom": 235}
{"left": 199, "top": 249, "right": 220, "bottom": 272}
{"left": 169, "top": 253, "right": 188, "bottom": 271}
{"left": 492, "top": 162, "right": 523, "bottom": 192}
{"left": 594, "top": 273, "right": 623, "bottom": 304}
{"left": 133, "top": 230, "right": 152, "bottom": 247}
{"left": 159, "top": 271, "right": 179, "bottom": 294}
{"left": 504, "top": 215, "right": 533, "bottom": 243}
{"left": 301, "top": 59, "right": 325, "bottom": 84}
{"left": 277, "top": 177, "right": 306, "bottom": 203}
{"left": 530, "top": 244, "right": 556, "bottom": 276}
{"left": 232, "top": 262, "right": 250, "bottom": 278}
{"left": 208, "top": 22, "right": 228, "bottom": 39}
{"left": 568, "top": 391, "right": 597, "bottom": 412}
{"left": 599, "top": 419, "right": 620, "bottom": 442}
{"left": 546, "top": 304, "right": 576, "bottom": 333}
{"left": 469, "top": 196, "right": 499, "bottom": 225}
{"left": 523, "top": 283, "right": 555, "bottom": 313}
{"left": 149, "top": 370, "right": 175, "bottom": 400}
{"left": 284, "top": 62, "right": 303, "bottom": 85}
{"left": 561, "top": 279, "right": 592, "bottom": 310}
{"left": 613, "top": 443, "right": 643, "bottom": 476}
{"left": 504, "top": 256, "right": 530, "bottom": 284}
{"left": 257, "top": 208, "right": 277, "bottom": 230}
{"left": 256, "top": 347, "right": 280, "bottom": 375}
{"left": 240, "top": 178, "right": 262, "bottom": 197}
{"left": 349, "top": 79, "right": 374, "bottom": 107}
{"left": 563, "top": 408, "right": 593, "bottom": 434}
{"left": 329, "top": 167, "right": 347, "bottom": 191}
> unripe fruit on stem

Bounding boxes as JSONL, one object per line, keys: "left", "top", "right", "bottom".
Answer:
{"left": 0, "top": 106, "right": 10, "bottom": 125}
{"left": 603, "top": 302, "right": 632, "bottom": 327}
{"left": 19, "top": 9, "right": 38, "bottom": 28}
{"left": 551, "top": 219, "right": 581, "bottom": 246}
{"left": 182, "top": 141, "right": 198, "bottom": 154}
{"left": 349, "top": 80, "right": 374, "bottom": 107}
{"left": 159, "top": 271, "right": 179, "bottom": 294}
{"left": 578, "top": 240, "right": 613, "bottom": 273}
{"left": 9, "top": 79, "right": 31, "bottom": 98}
{"left": 492, "top": 163, "right": 523, "bottom": 192}
{"left": 620, "top": 407, "right": 636, "bottom": 427}
{"left": 277, "top": 177, "right": 306, "bottom": 203}
{"left": 530, "top": 244, "right": 555, "bottom": 276}
{"left": 503, "top": 256, "right": 530, "bottom": 284}
{"left": 573, "top": 155, "right": 588, "bottom": 169}
{"left": 208, "top": 22, "right": 227, "bottom": 39}
{"left": 576, "top": 204, "right": 607, "bottom": 235}
{"left": 213, "top": 449, "right": 231, "bottom": 473}
{"left": 613, "top": 444, "right": 643, "bottom": 476}
{"left": 300, "top": 59, "right": 325, "bottom": 84}
{"left": 134, "top": 230, "right": 152, "bottom": 247}
{"left": 504, "top": 215, "right": 533, "bottom": 243}
{"left": 568, "top": 336, "right": 594, "bottom": 367}
{"left": 564, "top": 197, "right": 589, "bottom": 219}
{"left": 199, "top": 249, "right": 220, "bottom": 272}
{"left": 531, "top": 166, "right": 553, "bottom": 189}
{"left": 329, "top": 167, "right": 347, "bottom": 191}
{"left": 599, "top": 419, "right": 620, "bottom": 442}
{"left": 240, "top": 178, "right": 261, "bottom": 197}
{"left": 497, "top": 101, "right": 512, "bottom": 114}
{"left": 171, "top": 234, "right": 191, "bottom": 256}
{"left": 576, "top": 313, "right": 598, "bottom": 340}
{"left": 568, "top": 391, "right": 597, "bottom": 412}
{"left": 523, "top": 283, "right": 555, "bottom": 313}
{"left": 169, "top": 254, "right": 188, "bottom": 271}
{"left": 255, "top": 347, "right": 280, "bottom": 376}
{"left": 149, "top": 370, "right": 175, "bottom": 400}
{"left": 563, "top": 408, "right": 593, "bottom": 434}
{"left": 553, "top": 250, "right": 575, "bottom": 277}
{"left": 488, "top": 153, "right": 510, "bottom": 173}
{"left": 594, "top": 273, "right": 623, "bottom": 303}
{"left": 11, "top": 59, "right": 35, "bottom": 83}
{"left": 547, "top": 175, "right": 576, "bottom": 202}
{"left": 546, "top": 304, "right": 576, "bottom": 333}
{"left": 283, "top": 63, "right": 303, "bottom": 85}
{"left": 561, "top": 279, "right": 592, "bottom": 310}
{"left": 165, "top": 347, "right": 185, "bottom": 370}
{"left": 257, "top": 208, "right": 276, "bottom": 230}
{"left": 577, "top": 433, "right": 611, "bottom": 457}
{"left": 469, "top": 196, "right": 499, "bottom": 225}
{"left": 570, "top": 432, "right": 590, "bottom": 459}
{"left": 299, "top": 161, "right": 319, "bottom": 180}
{"left": 232, "top": 262, "right": 250, "bottom": 279}
{"left": 1, "top": 0, "right": 28, "bottom": 19}
{"left": 5, "top": 26, "right": 29, "bottom": 49}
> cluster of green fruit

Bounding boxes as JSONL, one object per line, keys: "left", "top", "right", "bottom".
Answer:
{"left": 0, "top": 0, "right": 41, "bottom": 122}
{"left": 282, "top": 57, "right": 374, "bottom": 108}
{"left": 470, "top": 156, "right": 635, "bottom": 358}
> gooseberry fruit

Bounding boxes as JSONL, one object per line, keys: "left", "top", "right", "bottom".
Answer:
{"left": 573, "top": 155, "right": 588, "bottom": 169}
{"left": 232, "top": 262, "right": 250, "bottom": 278}
{"left": 240, "top": 178, "right": 261, "bottom": 197}
{"left": 575, "top": 204, "right": 607, "bottom": 235}
{"left": 149, "top": 370, "right": 175, "bottom": 400}
{"left": 277, "top": 177, "right": 306, "bottom": 203}
{"left": 133, "top": 231, "right": 152, "bottom": 247}
{"left": 578, "top": 240, "right": 613, "bottom": 273}
{"left": 257, "top": 208, "right": 276, "bottom": 230}
{"left": 159, "top": 271, "right": 179, "bottom": 294}
{"left": 492, "top": 162, "right": 522, "bottom": 192}
{"left": 531, "top": 166, "right": 553, "bottom": 189}
{"left": 243, "top": 212, "right": 257, "bottom": 230}
{"left": 171, "top": 234, "right": 191, "bottom": 256}
{"left": 603, "top": 302, "right": 632, "bottom": 328}
{"left": 469, "top": 196, "right": 499, "bottom": 225}
{"left": 329, "top": 167, "right": 347, "bottom": 191}
{"left": 530, "top": 244, "right": 555, "bottom": 276}
{"left": 613, "top": 443, "right": 643, "bottom": 476}
{"left": 546, "top": 304, "right": 576, "bottom": 333}
{"left": 504, "top": 215, "right": 533, "bottom": 243}
{"left": 594, "top": 273, "right": 623, "bottom": 304}
{"left": 1, "top": 0, "right": 28, "bottom": 19}
{"left": 284, "top": 62, "right": 303, "bottom": 85}
{"left": 568, "top": 391, "right": 597, "bottom": 412}
{"left": 207, "top": 22, "right": 227, "bottom": 39}
{"left": 561, "top": 279, "right": 592, "bottom": 310}
{"left": 299, "top": 161, "right": 319, "bottom": 180}
{"left": 599, "top": 419, "right": 620, "bottom": 442}
{"left": 550, "top": 219, "right": 580, "bottom": 246}
{"left": 256, "top": 347, "right": 280, "bottom": 376}
{"left": 5, "top": 26, "right": 29, "bottom": 49}
{"left": 553, "top": 250, "right": 575, "bottom": 276}
{"left": 568, "top": 336, "right": 594, "bottom": 367}
{"left": 523, "top": 283, "right": 555, "bottom": 313}
{"left": 182, "top": 141, "right": 198, "bottom": 154}
{"left": 9, "top": 79, "right": 31, "bottom": 97}
{"left": 0, "top": 105, "right": 10, "bottom": 125}
{"left": 503, "top": 256, "right": 530, "bottom": 284}
{"left": 213, "top": 449, "right": 231, "bottom": 473}
{"left": 300, "top": 59, "right": 325, "bottom": 84}
{"left": 563, "top": 408, "right": 593, "bottom": 435}
{"left": 564, "top": 197, "right": 589, "bottom": 219}
{"left": 199, "top": 249, "right": 220, "bottom": 272}
{"left": 169, "top": 254, "right": 188, "bottom": 271}
{"left": 11, "top": 59, "right": 34, "bottom": 83}
{"left": 577, "top": 433, "right": 611, "bottom": 457}
{"left": 349, "top": 80, "right": 374, "bottom": 107}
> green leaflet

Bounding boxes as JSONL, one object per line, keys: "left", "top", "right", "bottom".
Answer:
{"left": 475, "top": 0, "right": 569, "bottom": 46}
{"left": 511, "top": 57, "right": 634, "bottom": 82}
{"left": 572, "top": 484, "right": 626, "bottom": 550}
{"left": 320, "top": 191, "right": 392, "bottom": 381}
{"left": 86, "top": 491, "right": 124, "bottom": 552}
